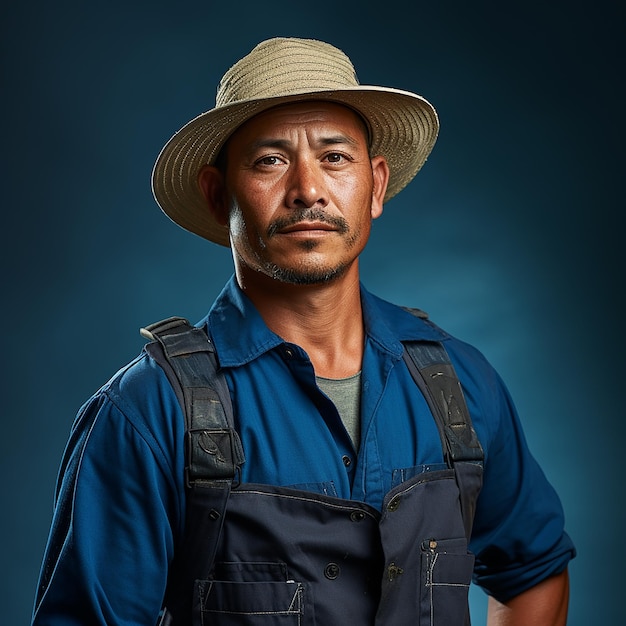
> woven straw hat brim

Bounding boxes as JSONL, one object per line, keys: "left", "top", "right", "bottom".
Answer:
{"left": 152, "top": 86, "right": 439, "bottom": 247}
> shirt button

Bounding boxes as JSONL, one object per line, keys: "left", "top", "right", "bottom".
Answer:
{"left": 342, "top": 455, "right": 352, "bottom": 467}
{"left": 350, "top": 510, "right": 365, "bottom": 522}
{"left": 324, "top": 563, "right": 340, "bottom": 580}
{"left": 284, "top": 347, "right": 294, "bottom": 358}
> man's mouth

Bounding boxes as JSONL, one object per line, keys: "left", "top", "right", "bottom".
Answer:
{"left": 279, "top": 221, "right": 336, "bottom": 234}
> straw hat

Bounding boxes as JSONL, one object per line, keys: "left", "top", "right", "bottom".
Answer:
{"left": 152, "top": 37, "right": 439, "bottom": 247}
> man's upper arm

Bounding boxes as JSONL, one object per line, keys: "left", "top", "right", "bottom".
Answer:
{"left": 33, "top": 357, "right": 184, "bottom": 625}
{"left": 463, "top": 362, "right": 576, "bottom": 601}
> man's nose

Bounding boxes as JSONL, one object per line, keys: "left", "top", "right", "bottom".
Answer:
{"left": 285, "top": 158, "right": 328, "bottom": 209}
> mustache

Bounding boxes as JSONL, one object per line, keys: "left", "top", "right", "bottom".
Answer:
{"left": 267, "top": 209, "right": 349, "bottom": 238}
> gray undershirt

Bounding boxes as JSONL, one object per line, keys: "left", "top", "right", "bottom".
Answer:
{"left": 316, "top": 372, "right": 362, "bottom": 451}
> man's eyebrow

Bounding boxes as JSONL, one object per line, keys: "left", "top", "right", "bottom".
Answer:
{"left": 248, "top": 138, "right": 292, "bottom": 152}
{"left": 316, "top": 134, "right": 360, "bottom": 147}
{"left": 247, "top": 134, "right": 360, "bottom": 152}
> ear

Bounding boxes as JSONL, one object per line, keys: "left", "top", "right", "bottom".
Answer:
{"left": 370, "top": 155, "right": 389, "bottom": 220}
{"left": 197, "top": 165, "right": 229, "bottom": 226}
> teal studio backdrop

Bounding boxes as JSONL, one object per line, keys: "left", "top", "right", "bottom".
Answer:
{"left": 2, "top": 1, "right": 623, "bottom": 623}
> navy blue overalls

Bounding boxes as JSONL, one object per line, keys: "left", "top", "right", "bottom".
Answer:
{"left": 143, "top": 317, "right": 484, "bottom": 626}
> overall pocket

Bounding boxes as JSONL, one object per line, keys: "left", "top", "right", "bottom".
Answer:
{"left": 419, "top": 537, "right": 474, "bottom": 626}
{"left": 195, "top": 565, "right": 307, "bottom": 626}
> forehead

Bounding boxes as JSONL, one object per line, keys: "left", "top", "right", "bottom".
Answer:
{"left": 230, "top": 101, "right": 369, "bottom": 143}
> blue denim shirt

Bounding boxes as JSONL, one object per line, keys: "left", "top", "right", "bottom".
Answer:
{"left": 32, "top": 276, "right": 575, "bottom": 625}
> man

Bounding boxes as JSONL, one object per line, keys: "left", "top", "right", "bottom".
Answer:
{"left": 32, "top": 37, "right": 575, "bottom": 625}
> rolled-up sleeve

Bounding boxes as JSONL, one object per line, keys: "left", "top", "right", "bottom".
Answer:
{"left": 467, "top": 366, "right": 576, "bottom": 601}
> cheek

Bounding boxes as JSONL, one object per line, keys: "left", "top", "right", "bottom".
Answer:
{"left": 227, "top": 202, "right": 268, "bottom": 254}
{"left": 333, "top": 169, "right": 373, "bottom": 204}
{"left": 227, "top": 177, "right": 275, "bottom": 231}
{"left": 340, "top": 179, "right": 376, "bottom": 227}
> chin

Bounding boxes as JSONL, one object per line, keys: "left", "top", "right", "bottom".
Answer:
{"left": 267, "top": 262, "right": 349, "bottom": 285}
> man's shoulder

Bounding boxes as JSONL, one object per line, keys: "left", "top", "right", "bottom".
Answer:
{"left": 362, "top": 289, "right": 446, "bottom": 343}
{"left": 79, "top": 348, "right": 183, "bottom": 436}
{"left": 365, "top": 289, "right": 499, "bottom": 382}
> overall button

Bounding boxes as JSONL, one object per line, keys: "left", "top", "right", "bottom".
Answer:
{"left": 387, "top": 562, "right": 404, "bottom": 581}
{"left": 342, "top": 455, "right": 352, "bottom": 467}
{"left": 324, "top": 563, "right": 340, "bottom": 580}
{"left": 387, "top": 495, "right": 401, "bottom": 512}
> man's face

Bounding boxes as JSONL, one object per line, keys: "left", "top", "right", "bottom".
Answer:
{"left": 219, "top": 101, "right": 388, "bottom": 285}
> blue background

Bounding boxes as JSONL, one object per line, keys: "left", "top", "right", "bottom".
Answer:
{"left": 2, "top": 1, "right": 623, "bottom": 623}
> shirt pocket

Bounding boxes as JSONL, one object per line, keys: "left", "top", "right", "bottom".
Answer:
{"left": 391, "top": 464, "right": 448, "bottom": 489}
{"left": 285, "top": 480, "right": 338, "bottom": 497}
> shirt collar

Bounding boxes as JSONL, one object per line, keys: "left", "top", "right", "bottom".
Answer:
{"left": 360, "top": 288, "right": 449, "bottom": 358}
{"left": 205, "top": 275, "right": 448, "bottom": 367}
{"left": 205, "top": 276, "right": 284, "bottom": 367}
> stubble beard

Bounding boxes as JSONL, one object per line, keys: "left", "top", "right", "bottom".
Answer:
{"left": 231, "top": 208, "right": 361, "bottom": 285}
{"left": 265, "top": 256, "right": 350, "bottom": 285}
{"left": 268, "top": 209, "right": 365, "bottom": 284}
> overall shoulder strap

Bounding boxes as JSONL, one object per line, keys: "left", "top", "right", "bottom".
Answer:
{"left": 141, "top": 316, "right": 244, "bottom": 484}
{"left": 402, "top": 336, "right": 484, "bottom": 540}
{"left": 141, "top": 316, "right": 245, "bottom": 625}
{"left": 400, "top": 306, "right": 483, "bottom": 467}
{"left": 401, "top": 340, "right": 483, "bottom": 466}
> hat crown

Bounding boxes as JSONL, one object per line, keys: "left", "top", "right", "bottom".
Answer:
{"left": 216, "top": 37, "right": 360, "bottom": 108}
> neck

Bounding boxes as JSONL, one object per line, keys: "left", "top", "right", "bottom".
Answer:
{"left": 236, "top": 265, "right": 365, "bottom": 378}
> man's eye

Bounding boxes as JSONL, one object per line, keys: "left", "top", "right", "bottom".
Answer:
{"left": 325, "top": 153, "right": 346, "bottom": 163}
{"left": 256, "top": 155, "right": 281, "bottom": 166}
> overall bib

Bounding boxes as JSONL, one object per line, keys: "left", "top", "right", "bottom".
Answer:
{"left": 197, "top": 462, "right": 482, "bottom": 625}
{"left": 142, "top": 317, "right": 484, "bottom": 626}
